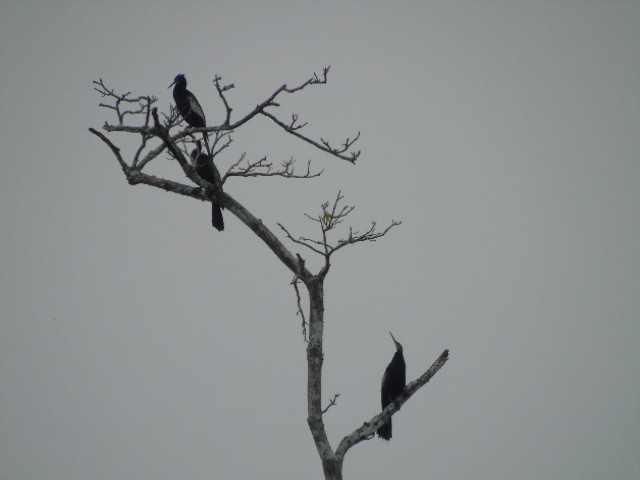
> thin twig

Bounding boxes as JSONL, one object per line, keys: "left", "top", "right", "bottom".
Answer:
{"left": 291, "top": 276, "right": 308, "bottom": 343}
{"left": 321, "top": 393, "right": 341, "bottom": 414}
{"left": 261, "top": 111, "right": 360, "bottom": 164}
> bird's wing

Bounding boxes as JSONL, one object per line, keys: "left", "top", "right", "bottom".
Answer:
{"left": 188, "top": 96, "right": 205, "bottom": 122}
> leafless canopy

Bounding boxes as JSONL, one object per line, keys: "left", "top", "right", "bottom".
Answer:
{"left": 90, "top": 67, "right": 447, "bottom": 480}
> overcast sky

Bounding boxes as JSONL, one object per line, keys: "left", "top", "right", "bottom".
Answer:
{"left": 1, "top": 1, "right": 638, "bottom": 479}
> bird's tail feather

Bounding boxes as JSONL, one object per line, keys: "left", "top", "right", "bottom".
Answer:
{"left": 376, "top": 420, "right": 392, "bottom": 441}
{"left": 212, "top": 203, "right": 224, "bottom": 231}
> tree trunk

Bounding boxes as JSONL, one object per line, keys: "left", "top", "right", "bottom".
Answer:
{"left": 306, "top": 277, "right": 343, "bottom": 480}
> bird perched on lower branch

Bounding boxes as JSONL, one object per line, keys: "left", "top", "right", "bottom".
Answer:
{"left": 191, "top": 140, "right": 224, "bottom": 231}
{"left": 377, "top": 332, "right": 406, "bottom": 440}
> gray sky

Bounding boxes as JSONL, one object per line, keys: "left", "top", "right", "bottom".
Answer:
{"left": 1, "top": 1, "right": 638, "bottom": 479}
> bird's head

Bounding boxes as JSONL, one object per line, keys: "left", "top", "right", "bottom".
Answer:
{"left": 389, "top": 331, "right": 403, "bottom": 352}
{"left": 168, "top": 74, "right": 186, "bottom": 89}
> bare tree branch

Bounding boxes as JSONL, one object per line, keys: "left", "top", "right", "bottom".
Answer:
{"left": 210, "top": 129, "right": 233, "bottom": 160}
{"left": 260, "top": 111, "right": 360, "bottom": 164}
{"left": 291, "top": 276, "right": 308, "bottom": 343}
{"left": 225, "top": 154, "right": 322, "bottom": 182}
{"left": 213, "top": 74, "right": 234, "bottom": 127}
{"left": 278, "top": 223, "right": 327, "bottom": 256}
{"left": 278, "top": 191, "right": 401, "bottom": 277}
{"left": 213, "top": 67, "right": 359, "bottom": 163}
{"left": 322, "top": 393, "right": 341, "bottom": 414}
{"left": 93, "top": 79, "right": 158, "bottom": 127}
{"left": 219, "top": 66, "right": 330, "bottom": 131}
{"left": 88, "top": 127, "right": 129, "bottom": 174}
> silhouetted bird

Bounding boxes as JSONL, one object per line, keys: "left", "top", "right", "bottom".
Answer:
{"left": 377, "top": 332, "right": 406, "bottom": 440}
{"left": 191, "top": 141, "right": 224, "bottom": 231}
{"left": 169, "top": 74, "right": 210, "bottom": 154}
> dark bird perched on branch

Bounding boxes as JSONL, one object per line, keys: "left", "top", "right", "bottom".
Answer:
{"left": 377, "top": 332, "right": 406, "bottom": 440}
{"left": 191, "top": 140, "right": 224, "bottom": 231}
{"left": 169, "top": 74, "right": 210, "bottom": 154}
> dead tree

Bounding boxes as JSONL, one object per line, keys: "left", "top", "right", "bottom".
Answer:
{"left": 90, "top": 67, "right": 448, "bottom": 480}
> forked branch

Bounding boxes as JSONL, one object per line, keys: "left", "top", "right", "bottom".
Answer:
{"left": 224, "top": 154, "right": 323, "bottom": 181}
{"left": 93, "top": 78, "right": 158, "bottom": 127}
{"left": 261, "top": 111, "right": 360, "bottom": 164}
{"left": 278, "top": 191, "right": 401, "bottom": 276}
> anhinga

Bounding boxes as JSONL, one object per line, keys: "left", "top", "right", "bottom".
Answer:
{"left": 169, "top": 74, "right": 210, "bottom": 154}
{"left": 377, "top": 332, "right": 406, "bottom": 440}
{"left": 191, "top": 140, "right": 224, "bottom": 231}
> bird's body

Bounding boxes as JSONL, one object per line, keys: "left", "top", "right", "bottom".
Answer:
{"left": 170, "top": 74, "right": 206, "bottom": 127}
{"left": 377, "top": 332, "right": 406, "bottom": 440}
{"left": 170, "top": 74, "right": 210, "bottom": 154}
{"left": 191, "top": 141, "right": 224, "bottom": 231}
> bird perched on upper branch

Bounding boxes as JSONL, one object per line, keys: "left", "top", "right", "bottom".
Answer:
{"left": 377, "top": 332, "right": 406, "bottom": 440}
{"left": 169, "top": 73, "right": 210, "bottom": 154}
{"left": 190, "top": 140, "right": 224, "bottom": 231}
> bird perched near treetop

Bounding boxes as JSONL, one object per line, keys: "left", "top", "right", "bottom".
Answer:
{"left": 169, "top": 73, "right": 210, "bottom": 154}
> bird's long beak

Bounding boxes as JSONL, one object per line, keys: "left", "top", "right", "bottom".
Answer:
{"left": 389, "top": 331, "right": 402, "bottom": 351}
{"left": 168, "top": 81, "right": 176, "bottom": 89}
